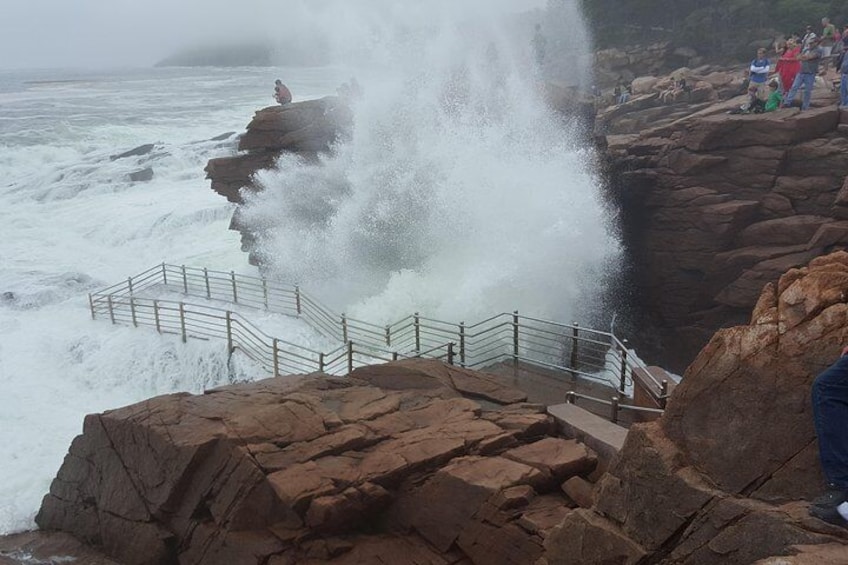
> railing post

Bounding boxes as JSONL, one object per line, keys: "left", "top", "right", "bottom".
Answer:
{"left": 318, "top": 352, "right": 325, "bottom": 373}
{"left": 107, "top": 295, "right": 115, "bottom": 324}
{"left": 570, "top": 322, "right": 579, "bottom": 378}
{"left": 447, "top": 343, "right": 455, "bottom": 365}
{"left": 385, "top": 325, "right": 391, "bottom": 346}
{"left": 179, "top": 303, "right": 187, "bottom": 343}
{"left": 459, "top": 322, "right": 466, "bottom": 367}
{"left": 619, "top": 342, "right": 628, "bottom": 395}
{"left": 341, "top": 314, "right": 348, "bottom": 342}
{"left": 153, "top": 300, "right": 161, "bottom": 333}
{"left": 130, "top": 297, "right": 137, "bottom": 327}
{"left": 162, "top": 263, "right": 168, "bottom": 285}
{"left": 512, "top": 310, "right": 519, "bottom": 367}
{"left": 182, "top": 265, "right": 188, "bottom": 294}
{"left": 273, "top": 338, "right": 279, "bottom": 376}
{"left": 611, "top": 396, "right": 620, "bottom": 424}
{"left": 127, "top": 276, "right": 134, "bottom": 294}
{"left": 295, "top": 285, "right": 301, "bottom": 315}
{"left": 414, "top": 312, "right": 420, "bottom": 352}
{"left": 88, "top": 293, "right": 95, "bottom": 320}
{"left": 204, "top": 268, "right": 211, "bottom": 298}
{"left": 231, "top": 271, "right": 238, "bottom": 303}
{"left": 262, "top": 279, "right": 269, "bottom": 310}
{"left": 566, "top": 391, "right": 576, "bottom": 404}
{"left": 226, "top": 311, "right": 233, "bottom": 353}
{"left": 660, "top": 380, "right": 669, "bottom": 409}
{"left": 347, "top": 341, "right": 354, "bottom": 374}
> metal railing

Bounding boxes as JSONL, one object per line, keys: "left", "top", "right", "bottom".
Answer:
{"left": 89, "top": 264, "right": 666, "bottom": 404}
{"left": 565, "top": 391, "right": 665, "bottom": 425}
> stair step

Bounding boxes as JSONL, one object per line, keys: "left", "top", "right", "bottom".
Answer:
{"left": 548, "top": 403, "right": 628, "bottom": 473}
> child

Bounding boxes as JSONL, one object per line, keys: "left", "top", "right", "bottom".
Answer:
{"left": 765, "top": 80, "right": 782, "bottom": 111}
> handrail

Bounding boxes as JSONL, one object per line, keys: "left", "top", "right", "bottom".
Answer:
{"left": 564, "top": 390, "right": 665, "bottom": 425}
{"left": 89, "top": 263, "right": 664, "bottom": 408}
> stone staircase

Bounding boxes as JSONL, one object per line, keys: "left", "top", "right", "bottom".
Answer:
{"left": 547, "top": 403, "right": 628, "bottom": 475}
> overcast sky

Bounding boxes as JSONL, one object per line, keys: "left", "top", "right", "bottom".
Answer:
{"left": 0, "top": 0, "right": 546, "bottom": 70}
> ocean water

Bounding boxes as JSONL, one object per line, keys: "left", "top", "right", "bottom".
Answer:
{"left": 0, "top": 3, "right": 618, "bottom": 536}
{"left": 0, "top": 66, "right": 348, "bottom": 533}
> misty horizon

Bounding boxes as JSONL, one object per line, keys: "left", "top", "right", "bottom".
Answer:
{"left": 1, "top": 0, "right": 548, "bottom": 70}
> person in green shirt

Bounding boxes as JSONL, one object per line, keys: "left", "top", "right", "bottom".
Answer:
{"left": 765, "top": 80, "right": 782, "bottom": 112}
{"left": 822, "top": 17, "right": 837, "bottom": 56}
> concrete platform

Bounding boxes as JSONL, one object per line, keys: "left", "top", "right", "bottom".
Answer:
{"left": 548, "top": 402, "right": 628, "bottom": 473}
{"left": 482, "top": 361, "right": 644, "bottom": 427}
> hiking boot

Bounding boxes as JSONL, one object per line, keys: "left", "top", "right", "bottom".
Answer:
{"left": 809, "top": 504, "right": 848, "bottom": 528}
{"left": 811, "top": 485, "right": 848, "bottom": 509}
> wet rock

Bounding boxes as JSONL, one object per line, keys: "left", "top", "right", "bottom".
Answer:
{"left": 35, "top": 360, "right": 577, "bottom": 564}
{"left": 210, "top": 131, "right": 236, "bottom": 141}
{"left": 110, "top": 143, "right": 155, "bottom": 161}
{"left": 540, "top": 252, "right": 848, "bottom": 564}
{"left": 128, "top": 167, "right": 153, "bottom": 182}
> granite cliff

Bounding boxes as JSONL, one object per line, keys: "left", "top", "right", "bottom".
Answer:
{"left": 601, "top": 73, "right": 848, "bottom": 370}
{"left": 34, "top": 360, "right": 597, "bottom": 564}
{"left": 29, "top": 253, "right": 848, "bottom": 564}
{"left": 545, "top": 251, "right": 848, "bottom": 564}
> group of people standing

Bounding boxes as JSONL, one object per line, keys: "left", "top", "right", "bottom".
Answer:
{"left": 748, "top": 17, "right": 848, "bottom": 112}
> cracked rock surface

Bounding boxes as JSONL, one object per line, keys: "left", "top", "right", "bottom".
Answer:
{"left": 544, "top": 252, "right": 848, "bottom": 564}
{"left": 35, "top": 359, "right": 596, "bottom": 565}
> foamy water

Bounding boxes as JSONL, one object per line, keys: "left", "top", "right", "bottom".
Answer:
{"left": 0, "top": 66, "right": 345, "bottom": 533}
{"left": 0, "top": 2, "right": 618, "bottom": 535}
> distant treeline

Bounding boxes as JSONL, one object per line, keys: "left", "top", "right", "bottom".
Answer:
{"left": 576, "top": 0, "right": 848, "bottom": 56}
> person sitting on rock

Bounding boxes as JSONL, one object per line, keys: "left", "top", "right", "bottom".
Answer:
{"left": 728, "top": 85, "right": 765, "bottom": 114}
{"left": 274, "top": 79, "right": 292, "bottom": 105}
{"left": 764, "top": 79, "right": 782, "bottom": 111}
{"left": 782, "top": 37, "right": 823, "bottom": 110}
{"left": 660, "top": 76, "right": 691, "bottom": 104}
{"left": 808, "top": 347, "right": 848, "bottom": 528}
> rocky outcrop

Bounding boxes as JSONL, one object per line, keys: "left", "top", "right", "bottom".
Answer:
{"left": 541, "top": 251, "right": 848, "bottom": 564}
{"left": 205, "top": 98, "right": 351, "bottom": 204}
{"left": 594, "top": 42, "right": 707, "bottom": 88}
{"left": 605, "top": 85, "right": 848, "bottom": 370}
{"left": 35, "top": 359, "right": 599, "bottom": 565}
{"left": 595, "top": 66, "right": 748, "bottom": 135}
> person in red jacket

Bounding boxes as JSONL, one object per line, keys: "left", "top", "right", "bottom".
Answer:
{"left": 776, "top": 38, "right": 801, "bottom": 94}
{"left": 274, "top": 80, "right": 292, "bottom": 105}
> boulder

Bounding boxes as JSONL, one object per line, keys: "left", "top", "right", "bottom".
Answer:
{"left": 35, "top": 360, "right": 584, "bottom": 564}
{"left": 204, "top": 97, "right": 351, "bottom": 206}
{"left": 128, "top": 167, "right": 154, "bottom": 182}
{"left": 110, "top": 144, "right": 155, "bottom": 161}
{"left": 541, "top": 252, "right": 848, "bottom": 564}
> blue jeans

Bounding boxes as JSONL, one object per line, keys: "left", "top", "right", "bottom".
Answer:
{"left": 841, "top": 73, "right": 848, "bottom": 106}
{"left": 812, "top": 355, "right": 848, "bottom": 488}
{"left": 783, "top": 72, "right": 816, "bottom": 110}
